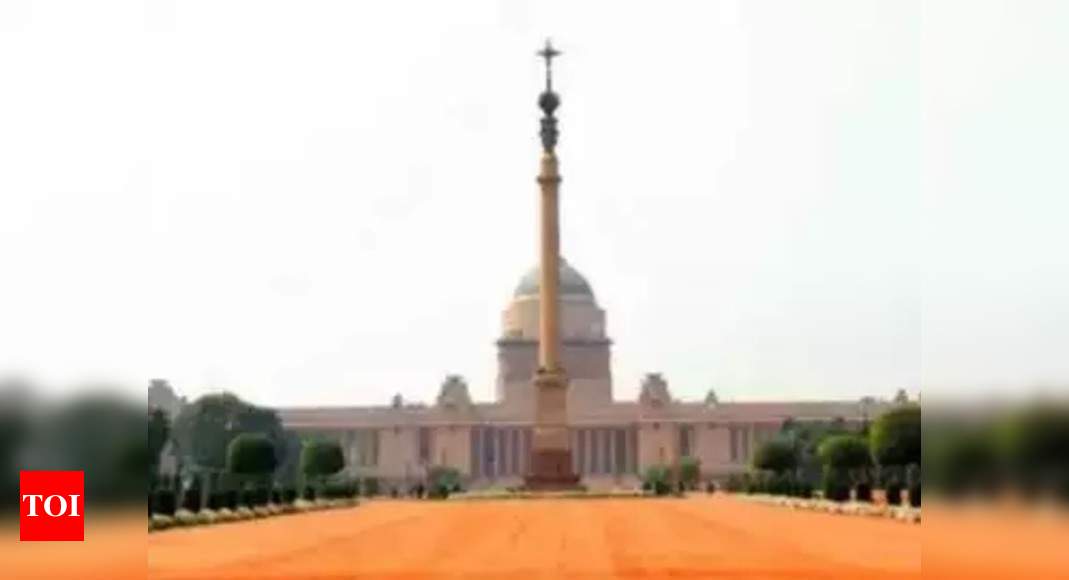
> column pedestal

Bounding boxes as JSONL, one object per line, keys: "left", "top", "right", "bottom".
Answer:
{"left": 524, "top": 369, "right": 580, "bottom": 490}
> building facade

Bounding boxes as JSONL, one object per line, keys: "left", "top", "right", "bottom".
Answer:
{"left": 276, "top": 261, "right": 885, "bottom": 490}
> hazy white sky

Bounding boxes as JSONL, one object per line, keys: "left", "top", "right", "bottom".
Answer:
{"left": 1, "top": 1, "right": 1066, "bottom": 407}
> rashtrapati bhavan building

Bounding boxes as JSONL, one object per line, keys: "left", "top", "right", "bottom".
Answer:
{"left": 155, "top": 43, "right": 890, "bottom": 490}
{"left": 277, "top": 260, "right": 882, "bottom": 490}
{"left": 274, "top": 41, "right": 887, "bottom": 488}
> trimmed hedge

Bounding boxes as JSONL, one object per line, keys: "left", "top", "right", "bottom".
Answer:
{"left": 362, "top": 477, "right": 380, "bottom": 497}
{"left": 181, "top": 484, "right": 202, "bottom": 512}
{"left": 823, "top": 475, "right": 851, "bottom": 503}
{"left": 323, "top": 480, "right": 359, "bottom": 499}
{"left": 885, "top": 482, "right": 903, "bottom": 506}
{"left": 642, "top": 465, "right": 672, "bottom": 496}
{"left": 855, "top": 482, "right": 873, "bottom": 503}
{"left": 152, "top": 489, "right": 176, "bottom": 516}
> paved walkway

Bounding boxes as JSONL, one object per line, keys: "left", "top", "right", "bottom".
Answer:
{"left": 148, "top": 496, "right": 921, "bottom": 579}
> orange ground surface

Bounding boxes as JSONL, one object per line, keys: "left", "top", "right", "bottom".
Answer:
{"left": 148, "top": 496, "right": 922, "bottom": 580}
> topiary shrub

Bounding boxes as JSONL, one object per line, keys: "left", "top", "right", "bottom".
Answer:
{"left": 855, "top": 481, "right": 873, "bottom": 503}
{"left": 769, "top": 473, "right": 796, "bottom": 496}
{"left": 270, "top": 487, "right": 282, "bottom": 505}
{"left": 207, "top": 490, "right": 227, "bottom": 511}
{"left": 870, "top": 405, "right": 921, "bottom": 470}
{"left": 181, "top": 481, "right": 203, "bottom": 512}
{"left": 152, "top": 489, "right": 177, "bottom": 516}
{"left": 643, "top": 465, "right": 671, "bottom": 496}
{"left": 300, "top": 439, "right": 345, "bottom": 494}
{"left": 679, "top": 457, "right": 701, "bottom": 491}
{"left": 705, "top": 481, "right": 717, "bottom": 494}
{"left": 819, "top": 435, "right": 872, "bottom": 475}
{"left": 885, "top": 481, "right": 903, "bottom": 506}
{"left": 240, "top": 486, "right": 256, "bottom": 507}
{"left": 752, "top": 438, "right": 799, "bottom": 476}
{"left": 282, "top": 487, "right": 298, "bottom": 504}
{"left": 254, "top": 486, "right": 270, "bottom": 506}
{"left": 322, "top": 480, "right": 358, "bottom": 499}
{"left": 427, "top": 467, "right": 461, "bottom": 499}
{"left": 823, "top": 473, "right": 851, "bottom": 502}
{"left": 302, "top": 486, "right": 316, "bottom": 501}
{"left": 794, "top": 480, "right": 814, "bottom": 499}
{"left": 908, "top": 484, "right": 921, "bottom": 508}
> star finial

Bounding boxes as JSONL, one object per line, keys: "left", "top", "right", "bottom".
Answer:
{"left": 537, "top": 39, "right": 561, "bottom": 91}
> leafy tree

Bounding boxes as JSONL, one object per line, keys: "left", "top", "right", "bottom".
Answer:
{"left": 779, "top": 419, "right": 853, "bottom": 486}
{"left": 752, "top": 438, "right": 798, "bottom": 475}
{"left": 148, "top": 408, "right": 170, "bottom": 486}
{"left": 227, "top": 433, "right": 278, "bottom": 479}
{"left": 171, "top": 393, "right": 286, "bottom": 474}
{"left": 679, "top": 457, "right": 701, "bottom": 490}
{"left": 818, "top": 435, "right": 872, "bottom": 473}
{"left": 300, "top": 439, "right": 345, "bottom": 491}
{"left": 818, "top": 434, "right": 872, "bottom": 502}
{"left": 870, "top": 405, "right": 921, "bottom": 468}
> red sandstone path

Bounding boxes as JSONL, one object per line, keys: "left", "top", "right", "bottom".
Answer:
{"left": 148, "top": 496, "right": 922, "bottom": 580}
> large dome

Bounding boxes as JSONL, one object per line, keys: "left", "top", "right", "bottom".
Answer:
{"left": 514, "top": 258, "right": 595, "bottom": 301}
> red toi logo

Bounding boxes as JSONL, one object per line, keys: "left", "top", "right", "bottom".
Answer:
{"left": 19, "top": 471, "right": 84, "bottom": 542}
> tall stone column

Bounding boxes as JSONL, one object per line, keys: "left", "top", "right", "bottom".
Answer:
{"left": 538, "top": 151, "right": 562, "bottom": 371}
{"left": 525, "top": 39, "right": 579, "bottom": 490}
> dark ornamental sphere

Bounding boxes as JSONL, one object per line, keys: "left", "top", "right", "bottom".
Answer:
{"left": 539, "top": 90, "right": 560, "bottom": 114}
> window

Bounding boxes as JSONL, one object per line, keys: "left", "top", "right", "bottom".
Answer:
{"left": 614, "top": 429, "right": 627, "bottom": 475}
{"left": 577, "top": 430, "right": 587, "bottom": 474}
{"left": 418, "top": 427, "right": 432, "bottom": 465}
{"left": 679, "top": 424, "right": 694, "bottom": 458}
{"left": 729, "top": 427, "right": 738, "bottom": 462}
{"left": 470, "top": 428, "right": 481, "bottom": 477}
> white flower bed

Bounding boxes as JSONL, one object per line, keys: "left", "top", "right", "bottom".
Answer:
{"left": 737, "top": 494, "right": 920, "bottom": 524}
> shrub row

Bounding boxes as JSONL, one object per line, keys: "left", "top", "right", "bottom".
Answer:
{"left": 724, "top": 472, "right": 921, "bottom": 507}
{"left": 724, "top": 474, "right": 815, "bottom": 499}
{"left": 148, "top": 498, "right": 359, "bottom": 533}
{"left": 151, "top": 477, "right": 376, "bottom": 516}
{"left": 151, "top": 487, "right": 292, "bottom": 516}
